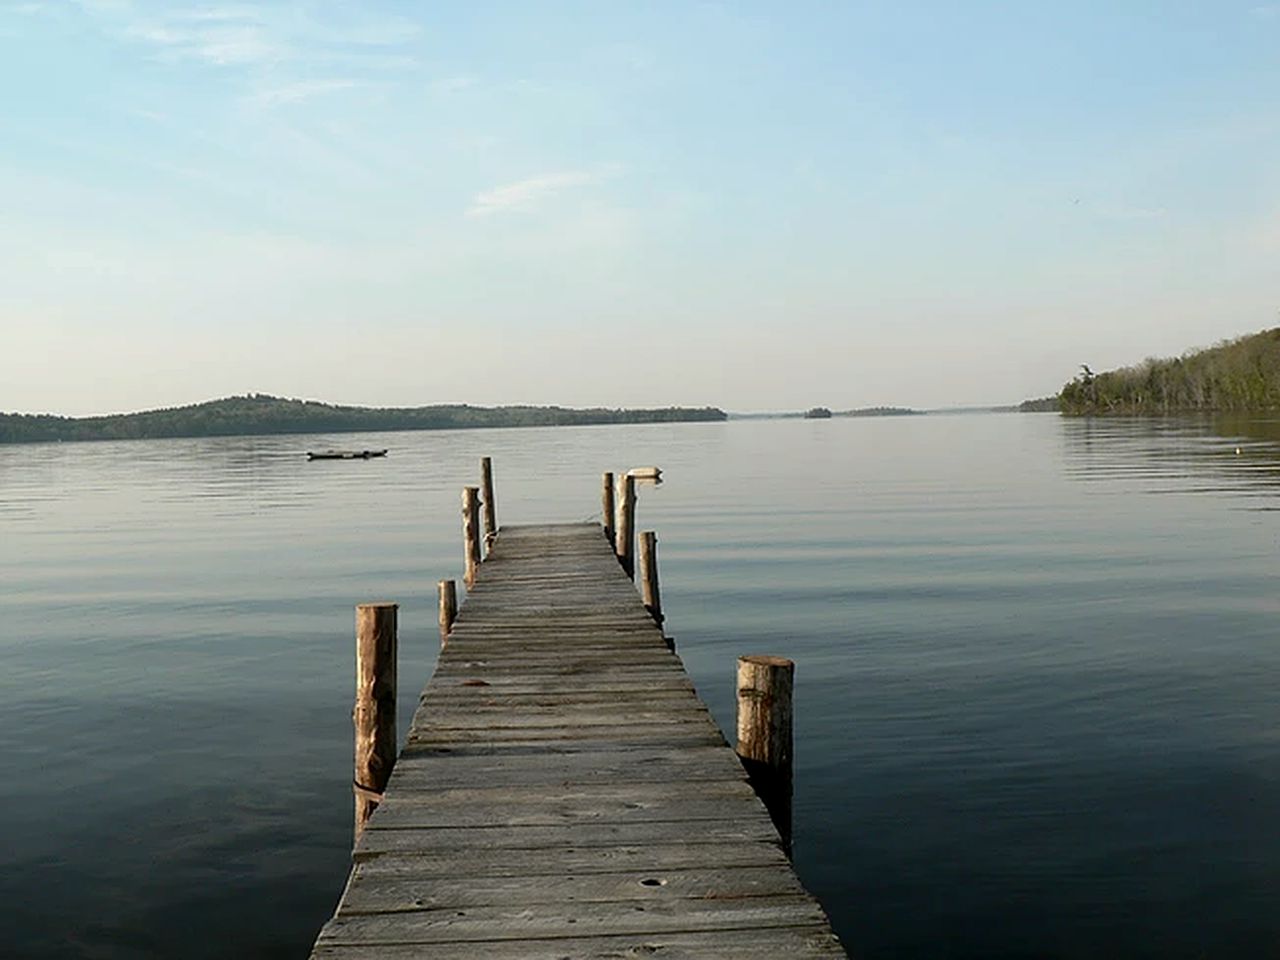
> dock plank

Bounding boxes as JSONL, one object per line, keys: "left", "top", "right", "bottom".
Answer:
{"left": 313, "top": 927, "right": 847, "bottom": 959}
{"left": 309, "top": 521, "right": 846, "bottom": 958}
{"left": 316, "top": 896, "right": 830, "bottom": 944}
{"left": 351, "top": 841, "right": 795, "bottom": 878}
{"left": 338, "top": 864, "right": 809, "bottom": 913}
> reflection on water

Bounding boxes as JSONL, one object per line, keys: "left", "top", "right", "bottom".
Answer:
{"left": 2, "top": 416, "right": 1279, "bottom": 959}
{"left": 1062, "top": 414, "right": 1280, "bottom": 503}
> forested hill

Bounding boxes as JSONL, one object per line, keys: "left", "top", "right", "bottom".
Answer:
{"left": 0, "top": 394, "right": 729, "bottom": 444}
{"left": 1060, "top": 328, "right": 1280, "bottom": 415}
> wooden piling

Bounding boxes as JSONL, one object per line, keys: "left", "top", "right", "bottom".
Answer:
{"left": 615, "top": 472, "right": 636, "bottom": 578}
{"left": 437, "top": 579, "right": 457, "bottom": 646}
{"left": 638, "top": 530, "right": 662, "bottom": 624}
{"left": 353, "top": 602, "right": 398, "bottom": 841}
{"left": 480, "top": 457, "right": 497, "bottom": 554}
{"left": 462, "top": 486, "right": 482, "bottom": 588}
{"left": 736, "top": 654, "right": 794, "bottom": 854}
{"left": 601, "top": 471, "right": 615, "bottom": 544}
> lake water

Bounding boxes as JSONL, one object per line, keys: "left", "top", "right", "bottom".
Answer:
{"left": 3, "top": 414, "right": 1279, "bottom": 958}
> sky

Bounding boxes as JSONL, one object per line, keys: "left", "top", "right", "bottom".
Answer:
{"left": 2, "top": 1, "right": 1278, "bottom": 415}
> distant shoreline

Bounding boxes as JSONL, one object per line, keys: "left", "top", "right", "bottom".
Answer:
{"left": 0, "top": 394, "right": 1068, "bottom": 445}
{"left": 0, "top": 394, "right": 728, "bottom": 445}
{"left": 729, "top": 405, "right": 923, "bottom": 420}
{"left": 1059, "top": 327, "right": 1280, "bottom": 415}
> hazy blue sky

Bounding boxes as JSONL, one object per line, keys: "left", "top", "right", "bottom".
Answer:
{"left": 3, "top": 1, "right": 1277, "bottom": 415}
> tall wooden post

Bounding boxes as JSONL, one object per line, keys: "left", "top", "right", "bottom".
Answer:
{"left": 736, "top": 654, "right": 794, "bottom": 855}
{"left": 462, "top": 486, "right": 482, "bottom": 588}
{"left": 354, "top": 602, "right": 398, "bottom": 842}
{"left": 437, "top": 579, "right": 457, "bottom": 646}
{"left": 480, "top": 457, "right": 497, "bottom": 554}
{"left": 615, "top": 473, "right": 636, "bottom": 578}
{"left": 601, "top": 471, "right": 615, "bottom": 544}
{"left": 638, "top": 530, "right": 662, "bottom": 624}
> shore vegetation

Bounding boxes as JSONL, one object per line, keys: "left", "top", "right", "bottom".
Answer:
{"left": 1059, "top": 328, "right": 1280, "bottom": 415}
{"left": 0, "top": 394, "right": 729, "bottom": 444}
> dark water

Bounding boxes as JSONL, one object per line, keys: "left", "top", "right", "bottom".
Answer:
{"left": 3, "top": 414, "right": 1279, "bottom": 958}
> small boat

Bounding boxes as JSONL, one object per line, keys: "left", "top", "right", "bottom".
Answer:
{"left": 307, "top": 449, "right": 388, "bottom": 461}
{"left": 627, "top": 466, "right": 662, "bottom": 482}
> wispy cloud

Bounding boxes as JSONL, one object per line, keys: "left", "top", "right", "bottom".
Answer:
{"left": 250, "top": 78, "right": 361, "bottom": 107}
{"left": 333, "top": 15, "right": 420, "bottom": 47}
{"left": 88, "top": 1, "right": 286, "bottom": 67}
{"left": 71, "top": 2, "right": 421, "bottom": 70}
{"left": 430, "top": 75, "right": 477, "bottom": 94}
{"left": 171, "top": 5, "right": 264, "bottom": 24}
{"left": 467, "top": 171, "right": 602, "bottom": 218}
{"left": 124, "top": 20, "right": 282, "bottom": 65}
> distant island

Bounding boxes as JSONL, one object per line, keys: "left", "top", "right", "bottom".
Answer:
{"left": 0, "top": 394, "right": 729, "bottom": 444}
{"left": 838, "top": 406, "right": 920, "bottom": 417}
{"left": 1017, "top": 396, "right": 1060, "bottom": 412}
{"left": 731, "top": 406, "right": 922, "bottom": 420}
{"left": 1060, "top": 328, "right": 1280, "bottom": 415}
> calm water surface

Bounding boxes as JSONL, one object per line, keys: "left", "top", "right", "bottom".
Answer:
{"left": 3, "top": 414, "right": 1279, "bottom": 958}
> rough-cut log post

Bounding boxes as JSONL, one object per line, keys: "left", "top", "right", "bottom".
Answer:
{"left": 354, "top": 602, "right": 398, "bottom": 842}
{"left": 736, "top": 654, "right": 794, "bottom": 855}
{"left": 462, "top": 486, "right": 482, "bottom": 588}
{"left": 480, "top": 456, "right": 497, "bottom": 555}
{"left": 615, "top": 473, "right": 636, "bottom": 578}
{"left": 437, "top": 578, "right": 457, "bottom": 646}
{"left": 638, "top": 530, "right": 663, "bottom": 624}
{"left": 601, "top": 471, "right": 615, "bottom": 544}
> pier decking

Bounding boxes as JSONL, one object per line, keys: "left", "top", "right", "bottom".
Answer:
{"left": 311, "top": 521, "right": 847, "bottom": 958}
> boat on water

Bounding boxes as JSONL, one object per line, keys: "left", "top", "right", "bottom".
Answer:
{"left": 306, "top": 449, "right": 388, "bottom": 461}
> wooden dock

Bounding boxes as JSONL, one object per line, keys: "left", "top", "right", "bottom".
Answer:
{"left": 310, "top": 519, "right": 847, "bottom": 958}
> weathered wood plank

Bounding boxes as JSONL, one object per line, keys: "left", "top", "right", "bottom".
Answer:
{"left": 407, "top": 723, "right": 721, "bottom": 743}
{"left": 418, "top": 685, "right": 698, "bottom": 702}
{"left": 398, "top": 741, "right": 738, "bottom": 760}
{"left": 427, "top": 667, "right": 681, "bottom": 680}
{"left": 419, "top": 686, "right": 701, "bottom": 701}
{"left": 316, "top": 895, "right": 828, "bottom": 944}
{"left": 429, "top": 650, "right": 682, "bottom": 666}
{"left": 386, "top": 745, "right": 751, "bottom": 785}
{"left": 410, "top": 704, "right": 713, "bottom": 725}
{"left": 417, "top": 688, "right": 699, "bottom": 706}
{"left": 313, "top": 926, "right": 848, "bottom": 959}
{"left": 427, "top": 667, "right": 693, "bottom": 684}
{"left": 367, "top": 794, "right": 776, "bottom": 830}
{"left": 405, "top": 727, "right": 727, "bottom": 749}
{"left": 339, "top": 864, "right": 809, "bottom": 913}
{"left": 352, "top": 840, "right": 794, "bottom": 877}
{"left": 356, "top": 819, "right": 782, "bottom": 855}
{"left": 357, "top": 778, "right": 761, "bottom": 809}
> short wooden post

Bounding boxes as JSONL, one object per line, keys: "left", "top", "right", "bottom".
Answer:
{"left": 638, "top": 530, "right": 662, "bottom": 624}
{"left": 462, "top": 486, "right": 482, "bottom": 588}
{"left": 480, "top": 457, "right": 497, "bottom": 554}
{"left": 437, "top": 579, "right": 457, "bottom": 646}
{"left": 601, "top": 471, "right": 615, "bottom": 543}
{"left": 354, "top": 602, "right": 398, "bottom": 842}
{"left": 736, "top": 655, "right": 794, "bottom": 855}
{"left": 615, "top": 473, "right": 636, "bottom": 578}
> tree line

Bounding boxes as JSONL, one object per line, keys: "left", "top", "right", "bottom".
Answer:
{"left": 1059, "top": 328, "right": 1280, "bottom": 414}
{"left": 0, "top": 394, "right": 729, "bottom": 444}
